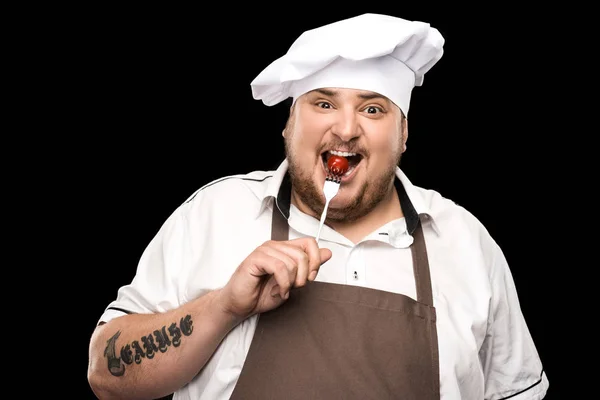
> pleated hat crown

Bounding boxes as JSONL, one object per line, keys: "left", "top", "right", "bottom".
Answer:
{"left": 250, "top": 13, "right": 445, "bottom": 116}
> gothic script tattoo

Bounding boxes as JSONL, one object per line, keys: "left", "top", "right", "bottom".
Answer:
{"left": 104, "top": 314, "right": 194, "bottom": 376}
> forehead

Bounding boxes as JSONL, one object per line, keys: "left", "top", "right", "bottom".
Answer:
{"left": 305, "top": 87, "right": 390, "bottom": 102}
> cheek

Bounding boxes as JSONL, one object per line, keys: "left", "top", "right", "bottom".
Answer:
{"left": 293, "top": 114, "right": 328, "bottom": 146}
{"left": 372, "top": 129, "right": 402, "bottom": 151}
{"left": 369, "top": 131, "right": 403, "bottom": 163}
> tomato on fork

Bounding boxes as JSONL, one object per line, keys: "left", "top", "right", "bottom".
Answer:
{"left": 327, "top": 155, "right": 349, "bottom": 176}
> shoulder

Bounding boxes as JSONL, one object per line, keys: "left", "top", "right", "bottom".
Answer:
{"left": 168, "top": 169, "right": 277, "bottom": 228}
{"left": 183, "top": 170, "right": 275, "bottom": 205}
{"left": 413, "top": 183, "right": 498, "bottom": 250}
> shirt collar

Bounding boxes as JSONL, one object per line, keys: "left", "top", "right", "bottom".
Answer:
{"left": 258, "top": 159, "right": 440, "bottom": 236}
{"left": 256, "top": 159, "right": 291, "bottom": 219}
{"left": 394, "top": 168, "right": 440, "bottom": 235}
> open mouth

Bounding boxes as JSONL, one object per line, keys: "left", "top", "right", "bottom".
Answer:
{"left": 321, "top": 150, "right": 363, "bottom": 177}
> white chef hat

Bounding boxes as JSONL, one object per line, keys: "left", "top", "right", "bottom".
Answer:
{"left": 250, "top": 13, "right": 445, "bottom": 116}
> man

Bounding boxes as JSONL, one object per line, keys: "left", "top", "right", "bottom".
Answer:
{"left": 87, "top": 13, "right": 549, "bottom": 399}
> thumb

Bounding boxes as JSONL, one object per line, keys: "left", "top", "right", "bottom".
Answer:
{"left": 308, "top": 248, "right": 332, "bottom": 282}
{"left": 319, "top": 248, "right": 332, "bottom": 264}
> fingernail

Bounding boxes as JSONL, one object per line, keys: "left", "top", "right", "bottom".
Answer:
{"left": 270, "top": 285, "right": 280, "bottom": 297}
{"left": 308, "top": 271, "right": 317, "bottom": 281}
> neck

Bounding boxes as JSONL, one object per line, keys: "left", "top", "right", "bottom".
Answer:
{"left": 292, "top": 182, "right": 403, "bottom": 244}
{"left": 332, "top": 185, "right": 402, "bottom": 243}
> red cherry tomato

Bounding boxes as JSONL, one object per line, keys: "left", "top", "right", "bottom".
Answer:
{"left": 327, "top": 155, "right": 349, "bottom": 176}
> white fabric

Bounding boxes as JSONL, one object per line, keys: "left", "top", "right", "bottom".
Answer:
{"left": 99, "top": 160, "right": 549, "bottom": 400}
{"left": 289, "top": 56, "right": 416, "bottom": 117}
{"left": 251, "top": 13, "right": 445, "bottom": 115}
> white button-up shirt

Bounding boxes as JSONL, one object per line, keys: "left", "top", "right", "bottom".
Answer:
{"left": 99, "top": 160, "right": 549, "bottom": 400}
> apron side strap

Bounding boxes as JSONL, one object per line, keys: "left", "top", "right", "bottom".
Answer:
{"left": 411, "top": 221, "right": 434, "bottom": 306}
{"left": 271, "top": 202, "right": 289, "bottom": 241}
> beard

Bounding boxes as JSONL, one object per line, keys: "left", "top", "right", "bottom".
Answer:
{"left": 284, "top": 126, "right": 401, "bottom": 224}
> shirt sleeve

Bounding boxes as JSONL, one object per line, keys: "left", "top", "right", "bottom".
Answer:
{"left": 97, "top": 204, "right": 191, "bottom": 325}
{"left": 479, "top": 242, "right": 549, "bottom": 400}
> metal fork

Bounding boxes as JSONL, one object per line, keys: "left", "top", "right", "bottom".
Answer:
{"left": 315, "top": 173, "right": 341, "bottom": 243}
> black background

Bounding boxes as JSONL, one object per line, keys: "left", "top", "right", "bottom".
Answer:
{"left": 53, "top": 5, "right": 574, "bottom": 399}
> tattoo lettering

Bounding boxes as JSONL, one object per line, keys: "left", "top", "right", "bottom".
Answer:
{"left": 168, "top": 322, "right": 182, "bottom": 346}
{"left": 104, "top": 331, "right": 125, "bottom": 376}
{"left": 141, "top": 334, "right": 158, "bottom": 359}
{"left": 103, "top": 314, "right": 193, "bottom": 376}
{"left": 131, "top": 341, "right": 145, "bottom": 364}
{"left": 181, "top": 315, "right": 193, "bottom": 336}
{"left": 120, "top": 343, "right": 133, "bottom": 365}
{"left": 154, "top": 326, "right": 172, "bottom": 352}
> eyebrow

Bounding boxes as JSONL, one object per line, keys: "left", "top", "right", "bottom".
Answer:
{"left": 313, "top": 88, "right": 387, "bottom": 101}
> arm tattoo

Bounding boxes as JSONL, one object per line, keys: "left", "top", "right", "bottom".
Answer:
{"left": 104, "top": 314, "right": 194, "bottom": 376}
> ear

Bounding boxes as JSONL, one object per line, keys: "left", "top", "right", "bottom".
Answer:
{"left": 401, "top": 117, "right": 409, "bottom": 153}
{"left": 283, "top": 103, "right": 296, "bottom": 138}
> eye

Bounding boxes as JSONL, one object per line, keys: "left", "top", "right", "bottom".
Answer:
{"left": 364, "top": 106, "right": 383, "bottom": 114}
{"left": 316, "top": 101, "right": 333, "bottom": 109}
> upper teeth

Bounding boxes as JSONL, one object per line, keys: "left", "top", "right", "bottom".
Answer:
{"left": 329, "top": 150, "right": 356, "bottom": 157}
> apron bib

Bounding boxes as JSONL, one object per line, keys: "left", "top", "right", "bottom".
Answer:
{"left": 230, "top": 204, "right": 440, "bottom": 400}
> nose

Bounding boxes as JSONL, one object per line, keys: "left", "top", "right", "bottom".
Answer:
{"left": 331, "top": 107, "right": 362, "bottom": 141}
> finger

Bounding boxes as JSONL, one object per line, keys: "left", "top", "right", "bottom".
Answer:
{"left": 267, "top": 241, "right": 312, "bottom": 288}
{"left": 253, "top": 246, "right": 297, "bottom": 298}
{"left": 313, "top": 248, "right": 333, "bottom": 280}
{"left": 268, "top": 276, "right": 283, "bottom": 298}
{"left": 270, "top": 284, "right": 280, "bottom": 297}
{"left": 288, "top": 238, "right": 331, "bottom": 282}
{"left": 248, "top": 244, "right": 296, "bottom": 279}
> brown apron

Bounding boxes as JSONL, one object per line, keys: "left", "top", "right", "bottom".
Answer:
{"left": 229, "top": 204, "right": 440, "bottom": 400}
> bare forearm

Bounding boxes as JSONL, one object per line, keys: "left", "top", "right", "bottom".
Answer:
{"left": 88, "top": 289, "right": 239, "bottom": 400}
